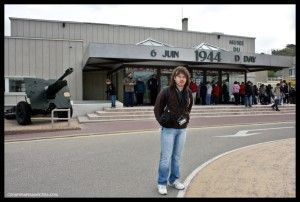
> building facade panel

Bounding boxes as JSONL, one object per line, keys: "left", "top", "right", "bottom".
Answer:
{"left": 92, "top": 24, "right": 98, "bottom": 42}
{"left": 5, "top": 37, "right": 83, "bottom": 100}
{"left": 46, "top": 22, "right": 53, "bottom": 38}
{"left": 16, "top": 20, "right": 24, "bottom": 36}
{"left": 29, "top": 40, "right": 36, "bottom": 76}
{"left": 74, "top": 23, "right": 81, "bottom": 40}
{"left": 23, "top": 20, "right": 30, "bottom": 37}
{"left": 69, "top": 23, "right": 76, "bottom": 40}
{"left": 35, "top": 39, "right": 43, "bottom": 77}
{"left": 42, "top": 40, "right": 50, "bottom": 78}
{"left": 49, "top": 41, "right": 56, "bottom": 78}
{"left": 108, "top": 25, "right": 114, "bottom": 44}
{"left": 29, "top": 21, "right": 35, "bottom": 38}
{"left": 41, "top": 22, "right": 47, "bottom": 39}
{"left": 9, "top": 18, "right": 256, "bottom": 53}
{"left": 10, "top": 19, "right": 18, "bottom": 36}
{"left": 124, "top": 26, "right": 131, "bottom": 44}
{"left": 103, "top": 24, "right": 110, "bottom": 43}
{"left": 5, "top": 38, "right": 9, "bottom": 75}
{"left": 144, "top": 28, "right": 151, "bottom": 41}
{"left": 15, "top": 39, "right": 23, "bottom": 75}
{"left": 118, "top": 26, "right": 124, "bottom": 44}
{"left": 22, "top": 39, "right": 30, "bottom": 76}
{"left": 83, "top": 70, "right": 108, "bottom": 100}
{"left": 74, "top": 42, "right": 83, "bottom": 100}
{"left": 55, "top": 41, "right": 63, "bottom": 78}
{"left": 96, "top": 24, "right": 103, "bottom": 43}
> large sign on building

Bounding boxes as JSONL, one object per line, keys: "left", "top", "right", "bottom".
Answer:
{"left": 84, "top": 43, "right": 294, "bottom": 69}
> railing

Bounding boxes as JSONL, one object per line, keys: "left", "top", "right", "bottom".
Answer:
{"left": 51, "top": 108, "right": 70, "bottom": 128}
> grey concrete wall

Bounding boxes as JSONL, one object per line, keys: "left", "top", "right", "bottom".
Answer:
{"left": 4, "top": 37, "right": 83, "bottom": 101}
{"left": 4, "top": 92, "right": 27, "bottom": 107}
{"left": 9, "top": 17, "right": 255, "bottom": 53}
{"left": 82, "top": 70, "right": 108, "bottom": 100}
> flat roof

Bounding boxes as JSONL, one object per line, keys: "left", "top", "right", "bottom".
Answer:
{"left": 9, "top": 17, "right": 256, "bottom": 39}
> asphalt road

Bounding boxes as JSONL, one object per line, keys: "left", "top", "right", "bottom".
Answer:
{"left": 5, "top": 121, "right": 295, "bottom": 197}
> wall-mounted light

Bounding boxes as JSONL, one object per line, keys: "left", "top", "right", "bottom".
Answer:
{"left": 62, "top": 22, "right": 65, "bottom": 28}
{"left": 217, "top": 35, "right": 220, "bottom": 39}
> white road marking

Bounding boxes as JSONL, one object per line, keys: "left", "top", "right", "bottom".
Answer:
{"left": 215, "top": 126, "right": 294, "bottom": 137}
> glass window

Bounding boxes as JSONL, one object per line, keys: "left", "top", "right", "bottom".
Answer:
{"left": 222, "top": 71, "right": 245, "bottom": 102}
{"left": 192, "top": 70, "right": 204, "bottom": 86}
{"left": 222, "top": 71, "right": 245, "bottom": 103}
{"left": 125, "top": 67, "right": 157, "bottom": 104}
{"left": 206, "top": 70, "right": 218, "bottom": 85}
{"left": 8, "top": 78, "right": 26, "bottom": 92}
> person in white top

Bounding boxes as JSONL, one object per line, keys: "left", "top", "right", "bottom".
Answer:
{"left": 206, "top": 81, "right": 212, "bottom": 105}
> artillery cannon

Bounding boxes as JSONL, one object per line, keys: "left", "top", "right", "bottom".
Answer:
{"left": 6, "top": 68, "right": 74, "bottom": 125}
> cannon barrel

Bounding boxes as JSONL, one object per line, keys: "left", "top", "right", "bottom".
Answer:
{"left": 56, "top": 67, "right": 73, "bottom": 82}
{"left": 45, "top": 68, "right": 73, "bottom": 99}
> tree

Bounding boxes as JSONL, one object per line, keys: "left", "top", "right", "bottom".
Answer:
{"left": 268, "top": 44, "right": 295, "bottom": 77}
{"left": 271, "top": 44, "right": 296, "bottom": 56}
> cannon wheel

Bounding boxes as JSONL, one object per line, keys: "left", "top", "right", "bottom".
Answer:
{"left": 57, "top": 107, "right": 73, "bottom": 120}
{"left": 16, "top": 101, "right": 32, "bottom": 125}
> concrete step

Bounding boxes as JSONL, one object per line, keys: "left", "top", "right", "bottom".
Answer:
{"left": 103, "top": 104, "right": 296, "bottom": 111}
{"left": 103, "top": 105, "right": 295, "bottom": 112}
{"left": 78, "top": 112, "right": 295, "bottom": 123}
{"left": 87, "top": 110, "right": 295, "bottom": 120}
{"left": 77, "top": 104, "right": 295, "bottom": 123}
{"left": 95, "top": 108, "right": 295, "bottom": 116}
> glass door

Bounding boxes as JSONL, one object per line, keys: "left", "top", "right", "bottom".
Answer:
{"left": 160, "top": 68, "right": 173, "bottom": 90}
{"left": 126, "top": 67, "right": 157, "bottom": 105}
{"left": 206, "top": 70, "right": 219, "bottom": 85}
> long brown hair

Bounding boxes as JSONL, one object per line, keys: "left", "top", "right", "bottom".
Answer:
{"left": 169, "top": 66, "right": 191, "bottom": 89}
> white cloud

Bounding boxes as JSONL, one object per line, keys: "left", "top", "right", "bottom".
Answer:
{"left": 4, "top": 4, "right": 295, "bottom": 54}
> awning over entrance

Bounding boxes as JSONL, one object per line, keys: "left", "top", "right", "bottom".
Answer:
{"left": 83, "top": 42, "right": 295, "bottom": 72}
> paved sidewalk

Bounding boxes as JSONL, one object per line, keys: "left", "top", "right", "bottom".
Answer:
{"left": 4, "top": 118, "right": 81, "bottom": 135}
{"left": 184, "top": 138, "right": 295, "bottom": 197}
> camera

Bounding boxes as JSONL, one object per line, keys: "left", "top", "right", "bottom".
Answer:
{"left": 177, "top": 115, "right": 187, "bottom": 126}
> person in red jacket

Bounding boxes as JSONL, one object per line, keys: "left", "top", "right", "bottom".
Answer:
{"left": 239, "top": 82, "right": 245, "bottom": 105}
{"left": 189, "top": 78, "right": 198, "bottom": 105}
{"left": 212, "top": 82, "right": 221, "bottom": 104}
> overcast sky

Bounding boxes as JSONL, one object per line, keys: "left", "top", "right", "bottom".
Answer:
{"left": 4, "top": 4, "right": 295, "bottom": 54}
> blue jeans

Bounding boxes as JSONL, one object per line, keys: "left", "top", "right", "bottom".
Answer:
{"left": 124, "top": 92, "right": 134, "bottom": 106}
{"left": 158, "top": 127, "right": 187, "bottom": 185}
{"left": 206, "top": 94, "right": 211, "bottom": 105}
{"left": 245, "top": 95, "right": 252, "bottom": 107}
{"left": 110, "top": 95, "right": 116, "bottom": 107}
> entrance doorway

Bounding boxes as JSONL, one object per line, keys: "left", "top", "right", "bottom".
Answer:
{"left": 125, "top": 67, "right": 157, "bottom": 105}
{"left": 160, "top": 68, "right": 173, "bottom": 90}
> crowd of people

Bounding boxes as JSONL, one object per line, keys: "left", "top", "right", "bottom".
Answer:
{"left": 105, "top": 73, "right": 160, "bottom": 107}
{"left": 230, "top": 79, "right": 296, "bottom": 110}
{"left": 190, "top": 79, "right": 230, "bottom": 105}
{"left": 105, "top": 73, "right": 296, "bottom": 108}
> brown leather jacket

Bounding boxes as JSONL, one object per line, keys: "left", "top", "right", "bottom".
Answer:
{"left": 154, "top": 86, "right": 193, "bottom": 129}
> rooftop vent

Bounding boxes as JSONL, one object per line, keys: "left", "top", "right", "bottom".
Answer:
{"left": 182, "top": 18, "right": 188, "bottom": 31}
